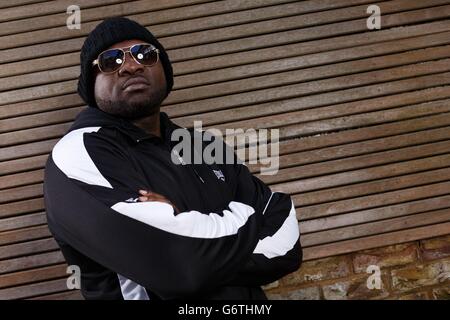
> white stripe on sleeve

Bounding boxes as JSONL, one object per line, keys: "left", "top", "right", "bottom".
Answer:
{"left": 253, "top": 200, "right": 299, "bottom": 259}
{"left": 111, "top": 201, "right": 255, "bottom": 239}
{"left": 52, "top": 127, "right": 113, "bottom": 189}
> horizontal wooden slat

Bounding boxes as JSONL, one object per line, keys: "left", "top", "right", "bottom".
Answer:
{"left": 0, "top": 107, "right": 81, "bottom": 133}
{"left": 0, "top": 212, "right": 46, "bottom": 232}
{"left": 301, "top": 207, "right": 450, "bottom": 246}
{"left": 0, "top": 155, "right": 48, "bottom": 176}
{"left": 0, "top": 225, "right": 50, "bottom": 246}
{"left": 0, "top": 139, "right": 57, "bottom": 162}
{"left": 250, "top": 125, "right": 450, "bottom": 173}
{"left": 0, "top": 0, "right": 130, "bottom": 23}
{"left": 299, "top": 184, "right": 450, "bottom": 227}
{"left": 196, "top": 103, "right": 450, "bottom": 150}
{"left": 174, "top": 39, "right": 450, "bottom": 90}
{"left": 298, "top": 188, "right": 450, "bottom": 230}
{"left": 0, "top": 264, "right": 67, "bottom": 290}
{"left": 0, "top": 170, "right": 44, "bottom": 190}
{"left": 0, "top": 94, "right": 82, "bottom": 120}
{"left": 275, "top": 153, "right": 450, "bottom": 196}
{"left": 0, "top": 250, "right": 64, "bottom": 274}
{"left": 0, "top": 123, "right": 72, "bottom": 148}
{"left": 265, "top": 113, "right": 450, "bottom": 159}
{"left": 166, "top": 71, "right": 450, "bottom": 121}
{"left": 0, "top": 278, "right": 69, "bottom": 300}
{"left": 0, "top": 184, "right": 43, "bottom": 204}
{"left": 302, "top": 222, "right": 450, "bottom": 261}
{"left": 264, "top": 136, "right": 450, "bottom": 185}
{"left": 0, "top": 198, "right": 44, "bottom": 219}
{"left": 162, "top": 2, "right": 450, "bottom": 49}
{"left": 174, "top": 29, "right": 450, "bottom": 75}
{"left": 240, "top": 87, "right": 450, "bottom": 156}
{"left": 223, "top": 98, "right": 450, "bottom": 149}
{"left": 292, "top": 167, "right": 450, "bottom": 209}
{"left": 0, "top": 237, "right": 58, "bottom": 260}
{"left": 168, "top": 57, "right": 450, "bottom": 107}
{"left": 167, "top": 7, "right": 450, "bottom": 62}
{"left": 0, "top": 0, "right": 49, "bottom": 10}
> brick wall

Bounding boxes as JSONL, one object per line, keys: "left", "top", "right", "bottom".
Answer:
{"left": 263, "top": 235, "right": 450, "bottom": 300}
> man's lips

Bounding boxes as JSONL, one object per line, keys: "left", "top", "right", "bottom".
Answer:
{"left": 122, "top": 76, "right": 150, "bottom": 90}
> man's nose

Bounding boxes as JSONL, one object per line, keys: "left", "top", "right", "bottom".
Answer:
{"left": 118, "top": 51, "right": 144, "bottom": 75}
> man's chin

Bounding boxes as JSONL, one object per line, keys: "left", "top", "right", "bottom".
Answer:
{"left": 123, "top": 92, "right": 151, "bottom": 106}
{"left": 96, "top": 98, "right": 159, "bottom": 120}
{"left": 96, "top": 86, "right": 167, "bottom": 119}
{"left": 121, "top": 102, "right": 159, "bottom": 120}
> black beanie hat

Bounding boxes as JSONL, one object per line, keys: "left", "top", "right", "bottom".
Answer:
{"left": 77, "top": 17, "right": 173, "bottom": 108}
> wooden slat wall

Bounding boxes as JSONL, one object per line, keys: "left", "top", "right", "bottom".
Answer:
{"left": 1, "top": 0, "right": 450, "bottom": 300}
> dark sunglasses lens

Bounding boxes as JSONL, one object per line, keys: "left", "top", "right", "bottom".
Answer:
{"left": 99, "top": 49, "right": 124, "bottom": 72}
{"left": 131, "top": 45, "right": 158, "bottom": 66}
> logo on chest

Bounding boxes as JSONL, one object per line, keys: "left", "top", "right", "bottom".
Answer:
{"left": 212, "top": 169, "right": 225, "bottom": 182}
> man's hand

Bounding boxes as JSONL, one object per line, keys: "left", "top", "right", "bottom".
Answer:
{"left": 138, "top": 190, "right": 180, "bottom": 214}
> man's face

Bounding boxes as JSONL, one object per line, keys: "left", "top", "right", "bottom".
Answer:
{"left": 94, "top": 39, "right": 167, "bottom": 119}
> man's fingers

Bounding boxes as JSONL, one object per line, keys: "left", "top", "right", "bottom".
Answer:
{"left": 139, "top": 190, "right": 164, "bottom": 199}
{"left": 137, "top": 190, "right": 179, "bottom": 213}
{"left": 138, "top": 191, "right": 171, "bottom": 203}
{"left": 138, "top": 196, "right": 169, "bottom": 203}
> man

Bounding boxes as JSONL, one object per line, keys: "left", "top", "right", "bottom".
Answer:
{"left": 43, "top": 17, "right": 302, "bottom": 300}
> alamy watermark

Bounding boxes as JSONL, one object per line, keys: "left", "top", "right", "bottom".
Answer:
{"left": 366, "top": 265, "right": 382, "bottom": 290}
{"left": 367, "top": 4, "right": 381, "bottom": 30}
{"left": 66, "top": 265, "right": 81, "bottom": 289}
{"left": 170, "top": 121, "right": 280, "bottom": 175}
{"left": 66, "top": 5, "right": 81, "bottom": 30}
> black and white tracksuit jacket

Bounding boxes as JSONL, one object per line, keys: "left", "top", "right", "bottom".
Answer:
{"left": 43, "top": 106, "right": 302, "bottom": 300}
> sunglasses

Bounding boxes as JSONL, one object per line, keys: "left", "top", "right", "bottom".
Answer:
{"left": 92, "top": 43, "right": 160, "bottom": 73}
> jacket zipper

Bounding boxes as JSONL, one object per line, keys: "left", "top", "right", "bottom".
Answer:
{"left": 136, "top": 136, "right": 206, "bottom": 184}
{"left": 172, "top": 149, "right": 205, "bottom": 184}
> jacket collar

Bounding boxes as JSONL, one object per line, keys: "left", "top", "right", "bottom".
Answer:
{"left": 69, "top": 106, "right": 180, "bottom": 146}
